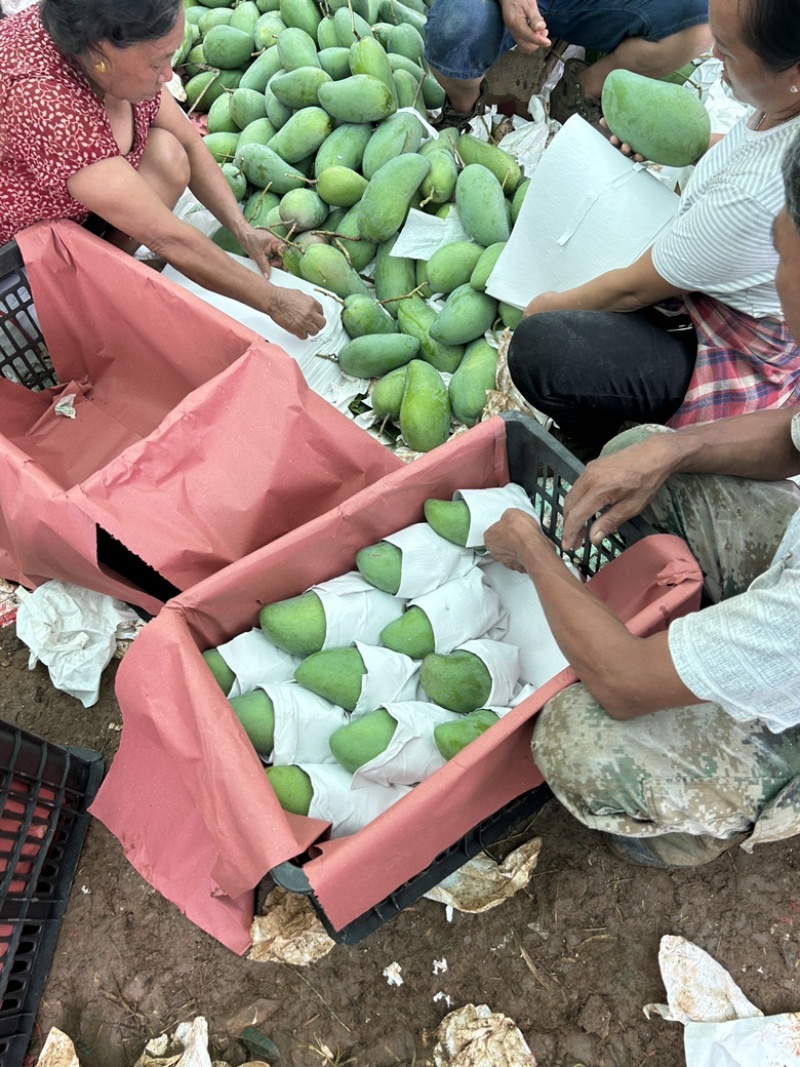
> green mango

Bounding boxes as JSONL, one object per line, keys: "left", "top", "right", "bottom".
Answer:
{"left": 207, "top": 92, "right": 239, "bottom": 134}
{"left": 396, "top": 295, "right": 464, "bottom": 374}
{"left": 221, "top": 161, "right": 247, "bottom": 199}
{"left": 267, "top": 105, "right": 332, "bottom": 163}
{"left": 239, "top": 46, "right": 284, "bottom": 91}
{"left": 294, "top": 647, "right": 367, "bottom": 711}
{"left": 500, "top": 301, "right": 524, "bottom": 330}
{"left": 399, "top": 359, "right": 451, "bottom": 453}
{"left": 362, "top": 111, "right": 424, "bottom": 180}
{"left": 510, "top": 178, "right": 530, "bottom": 225}
{"left": 238, "top": 142, "right": 307, "bottom": 192}
{"left": 373, "top": 235, "right": 416, "bottom": 317}
{"left": 380, "top": 606, "right": 435, "bottom": 659}
{"left": 426, "top": 241, "right": 484, "bottom": 295}
{"left": 202, "top": 25, "right": 255, "bottom": 69}
{"left": 229, "top": 690, "right": 275, "bottom": 754}
{"left": 434, "top": 708, "right": 500, "bottom": 759}
{"left": 276, "top": 25, "right": 320, "bottom": 69}
{"left": 279, "top": 0, "right": 322, "bottom": 38}
{"left": 259, "top": 592, "right": 326, "bottom": 657}
{"left": 356, "top": 541, "right": 402, "bottom": 594}
{"left": 448, "top": 337, "right": 498, "bottom": 427}
{"left": 455, "top": 164, "right": 511, "bottom": 248}
{"left": 265, "top": 764, "right": 313, "bottom": 814}
{"left": 269, "top": 65, "right": 332, "bottom": 108}
{"left": 202, "top": 648, "right": 236, "bottom": 694}
{"left": 184, "top": 69, "right": 243, "bottom": 112}
{"left": 420, "top": 650, "right": 493, "bottom": 713}
{"left": 316, "top": 165, "right": 369, "bottom": 207}
{"left": 338, "top": 333, "right": 420, "bottom": 378}
{"left": 470, "top": 242, "right": 505, "bottom": 292}
{"left": 279, "top": 187, "right": 328, "bottom": 231}
{"left": 314, "top": 122, "right": 373, "bottom": 178}
{"left": 243, "top": 186, "right": 281, "bottom": 226}
{"left": 601, "top": 68, "right": 711, "bottom": 166}
{"left": 429, "top": 284, "right": 497, "bottom": 347}
{"left": 318, "top": 45, "right": 352, "bottom": 80}
{"left": 229, "top": 86, "right": 267, "bottom": 129}
{"left": 456, "top": 134, "right": 523, "bottom": 194}
{"left": 370, "top": 365, "right": 407, "bottom": 420}
{"left": 330, "top": 203, "right": 377, "bottom": 272}
{"left": 329, "top": 707, "right": 398, "bottom": 771}
{"left": 341, "top": 293, "right": 399, "bottom": 339}
{"left": 203, "top": 130, "right": 240, "bottom": 163}
{"left": 423, "top": 498, "right": 470, "bottom": 546}
{"left": 357, "top": 152, "right": 430, "bottom": 242}
{"left": 298, "top": 243, "right": 372, "bottom": 298}
{"left": 318, "top": 73, "right": 396, "bottom": 123}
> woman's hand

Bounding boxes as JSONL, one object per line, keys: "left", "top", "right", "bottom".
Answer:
{"left": 265, "top": 284, "right": 326, "bottom": 340}
{"left": 237, "top": 224, "right": 286, "bottom": 276}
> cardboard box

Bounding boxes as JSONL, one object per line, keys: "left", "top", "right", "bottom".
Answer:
{"left": 0, "top": 222, "right": 400, "bottom": 615}
{"left": 91, "top": 415, "right": 703, "bottom": 953}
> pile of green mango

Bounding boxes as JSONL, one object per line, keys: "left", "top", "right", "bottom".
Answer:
{"left": 176, "top": 0, "right": 533, "bottom": 450}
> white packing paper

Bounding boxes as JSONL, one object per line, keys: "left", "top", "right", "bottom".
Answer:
{"left": 350, "top": 700, "right": 461, "bottom": 789}
{"left": 16, "top": 581, "right": 141, "bottom": 708}
{"left": 216, "top": 627, "right": 300, "bottom": 698}
{"left": 480, "top": 561, "right": 569, "bottom": 688}
{"left": 457, "top": 638, "right": 522, "bottom": 708}
{"left": 453, "top": 483, "right": 540, "bottom": 549}
{"left": 642, "top": 935, "right": 800, "bottom": 1067}
{"left": 353, "top": 642, "right": 421, "bottom": 716}
{"left": 486, "top": 114, "right": 680, "bottom": 310}
{"left": 161, "top": 255, "right": 365, "bottom": 411}
{"left": 312, "top": 571, "right": 407, "bottom": 649}
{"left": 408, "top": 567, "right": 506, "bottom": 654}
{"left": 384, "top": 523, "right": 477, "bottom": 598}
{"left": 392, "top": 207, "right": 472, "bottom": 261}
{"left": 305, "top": 762, "right": 412, "bottom": 837}
{"left": 267, "top": 681, "right": 349, "bottom": 766}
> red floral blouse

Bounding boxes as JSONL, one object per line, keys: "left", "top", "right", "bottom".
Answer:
{"left": 0, "top": 6, "right": 161, "bottom": 245}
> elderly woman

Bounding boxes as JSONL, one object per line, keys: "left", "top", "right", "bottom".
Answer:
{"left": 507, "top": 0, "right": 800, "bottom": 456}
{"left": 0, "top": 0, "right": 325, "bottom": 340}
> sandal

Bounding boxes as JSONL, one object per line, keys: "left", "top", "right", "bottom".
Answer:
{"left": 430, "top": 78, "right": 489, "bottom": 132}
{"left": 548, "top": 57, "right": 602, "bottom": 126}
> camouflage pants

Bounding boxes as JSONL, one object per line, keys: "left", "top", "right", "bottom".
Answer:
{"left": 532, "top": 426, "right": 800, "bottom": 863}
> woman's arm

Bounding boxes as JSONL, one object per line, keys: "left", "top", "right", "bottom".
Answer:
{"left": 524, "top": 247, "right": 688, "bottom": 317}
{"left": 67, "top": 127, "right": 325, "bottom": 339}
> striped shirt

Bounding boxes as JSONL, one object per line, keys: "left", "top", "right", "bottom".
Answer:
{"left": 653, "top": 111, "right": 800, "bottom": 319}
{"left": 668, "top": 413, "right": 800, "bottom": 733}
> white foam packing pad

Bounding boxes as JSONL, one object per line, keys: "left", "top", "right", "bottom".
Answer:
{"left": 384, "top": 522, "right": 476, "bottom": 598}
{"left": 351, "top": 701, "right": 461, "bottom": 789}
{"left": 408, "top": 567, "right": 507, "bottom": 654}
{"left": 160, "top": 254, "right": 366, "bottom": 410}
{"left": 453, "top": 483, "right": 540, "bottom": 549}
{"left": 304, "top": 763, "right": 413, "bottom": 838}
{"left": 311, "top": 571, "right": 407, "bottom": 649}
{"left": 458, "top": 638, "right": 522, "bottom": 708}
{"left": 479, "top": 560, "right": 570, "bottom": 688}
{"left": 353, "top": 642, "right": 422, "bottom": 717}
{"left": 266, "top": 681, "right": 348, "bottom": 766}
{"left": 216, "top": 628, "right": 300, "bottom": 698}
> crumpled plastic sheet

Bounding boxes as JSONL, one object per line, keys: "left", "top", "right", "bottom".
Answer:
{"left": 643, "top": 935, "right": 800, "bottom": 1067}
{"left": 248, "top": 886, "right": 335, "bottom": 965}
{"left": 424, "top": 838, "right": 542, "bottom": 913}
{"left": 16, "top": 580, "right": 143, "bottom": 707}
{"left": 430, "top": 1004, "right": 538, "bottom": 1066}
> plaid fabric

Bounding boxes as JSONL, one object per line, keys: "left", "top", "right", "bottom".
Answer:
{"left": 667, "top": 293, "right": 800, "bottom": 428}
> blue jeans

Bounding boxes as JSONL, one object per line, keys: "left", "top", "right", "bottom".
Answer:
{"left": 424, "top": 0, "right": 708, "bottom": 80}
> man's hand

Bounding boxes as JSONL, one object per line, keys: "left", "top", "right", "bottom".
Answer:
{"left": 499, "top": 0, "right": 551, "bottom": 52}
{"left": 484, "top": 508, "right": 552, "bottom": 572}
{"left": 562, "top": 436, "right": 679, "bottom": 550}
{"left": 238, "top": 225, "right": 286, "bottom": 276}
{"left": 524, "top": 289, "right": 562, "bottom": 317}
{"left": 265, "top": 285, "right": 326, "bottom": 339}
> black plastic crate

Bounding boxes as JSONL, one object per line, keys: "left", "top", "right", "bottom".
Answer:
{"left": 268, "top": 412, "right": 657, "bottom": 944}
{"left": 0, "top": 240, "right": 56, "bottom": 391}
{"left": 0, "top": 724, "right": 104, "bottom": 1066}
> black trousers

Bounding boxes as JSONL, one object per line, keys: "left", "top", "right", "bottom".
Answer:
{"left": 507, "top": 306, "right": 698, "bottom": 452}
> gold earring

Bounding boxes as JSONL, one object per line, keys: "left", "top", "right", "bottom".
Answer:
{"left": 792, "top": 85, "right": 799, "bottom": 94}
{"left": 95, "top": 60, "right": 107, "bottom": 73}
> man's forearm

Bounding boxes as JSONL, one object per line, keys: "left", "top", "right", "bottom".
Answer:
{"left": 663, "top": 408, "right": 800, "bottom": 481}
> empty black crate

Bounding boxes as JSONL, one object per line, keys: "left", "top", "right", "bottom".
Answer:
{"left": 0, "top": 241, "right": 55, "bottom": 392}
{"left": 0, "top": 723, "right": 103, "bottom": 1066}
{"left": 269, "top": 412, "right": 656, "bottom": 944}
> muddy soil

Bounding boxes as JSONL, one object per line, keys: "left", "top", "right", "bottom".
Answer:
{"left": 2, "top": 624, "right": 798, "bottom": 1067}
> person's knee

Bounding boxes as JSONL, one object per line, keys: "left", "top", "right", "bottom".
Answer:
{"left": 532, "top": 686, "right": 612, "bottom": 792}
{"left": 139, "top": 127, "right": 190, "bottom": 207}
{"left": 599, "top": 423, "right": 672, "bottom": 457}
{"left": 507, "top": 313, "right": 567, "bottom": 402}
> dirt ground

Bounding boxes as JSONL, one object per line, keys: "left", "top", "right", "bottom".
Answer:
{"left": 2, "top": 623, "right": 799, "bottom": 1067}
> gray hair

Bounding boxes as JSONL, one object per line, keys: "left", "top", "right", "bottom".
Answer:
{"left": 783, "top": 127, "right": 800, "bottom": 233}
{"left": 39, "top": 0, "right": 181, "bottom": 56}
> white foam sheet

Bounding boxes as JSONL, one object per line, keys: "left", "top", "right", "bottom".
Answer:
{"left": 351, "top": 701, "right": 460, "bottom": 789}
{"left": 353, "top": 642, "right": 422, "bottom": 717}
{"left": 486, "top": 114, "right": 680, "bottom": 310}
{"left": 160, "top": 254, "right": 365, "bottom": 408}
{"left": 267, "top": 682, "right": 348, "bottom": 766}
{"left": 305, "top": 763, "right": 412, "bottom": 838}
{"left": 212, "top": 627, "right": 300, "bottom": 699}
{"left": 408, "top": 567, "right": 506, "bottom": 654}
{"left": 383, "top": 523, "right": 476, "bottom": 598}
{"left": 457, "top": 638, "right": 522, "bottom": 708}
{"left": 311, "top": 571, "right": 407, "bottom": 649}
{"left": 453, "top": 483, "right": 539, "bottom": 549}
